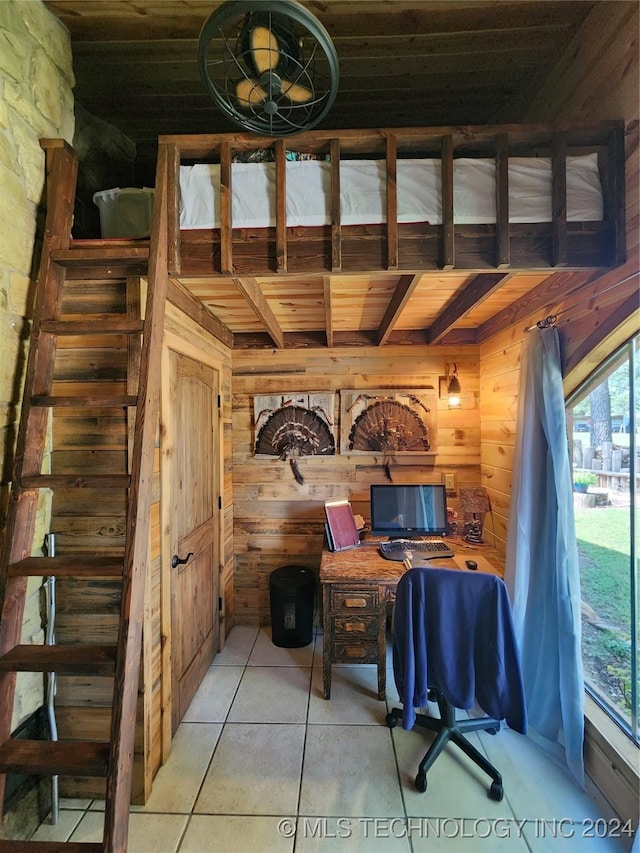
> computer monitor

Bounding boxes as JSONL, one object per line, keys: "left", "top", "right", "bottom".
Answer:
{"left": 369, "top": 484, "right": 448, "bottom": 538}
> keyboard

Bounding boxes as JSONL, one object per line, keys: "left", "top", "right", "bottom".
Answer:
{"left": 379, "top": 539, "right": 454, "bottom": 559}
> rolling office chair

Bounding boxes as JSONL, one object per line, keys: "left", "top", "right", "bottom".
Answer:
{"left": 386, "top": 566, "right": 527, "bottom": 801}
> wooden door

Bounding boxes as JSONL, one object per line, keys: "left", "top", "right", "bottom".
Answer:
{"left": 169, "top": 351, "right": 220, "bottom": 732}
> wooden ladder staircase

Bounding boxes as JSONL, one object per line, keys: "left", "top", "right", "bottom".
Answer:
{"left": 0, "top": 140, "right": 170, "bottom": 851}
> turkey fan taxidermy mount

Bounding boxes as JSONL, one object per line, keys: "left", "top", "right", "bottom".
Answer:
{"left": 255, "top": 405, "right": 335, "bottom": 483}
{"left": 198, "top": 0, "right": 339, "bottom": 136}
{"left": 348, "top": 400, "right": 431, "bottom": 454}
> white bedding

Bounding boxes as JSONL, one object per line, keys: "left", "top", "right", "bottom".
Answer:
{"left": 179, "top": 153, "right": 603, "bottom": 230}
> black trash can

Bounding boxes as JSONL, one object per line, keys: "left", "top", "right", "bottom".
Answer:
{"left": 269, "top": 565, "right": 315, "bottom": 648}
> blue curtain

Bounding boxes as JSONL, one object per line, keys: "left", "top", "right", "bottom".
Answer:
{"left": 505, "top": 326, "right": 585, "bottom": 786}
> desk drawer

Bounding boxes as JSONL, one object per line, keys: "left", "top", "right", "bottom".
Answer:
{"left": 331, "top": 588, "right": 378, "bottom": 612}
{"left": 332, "top": 640, "right": 378, "bottom": 663}
{"left": 332, "top": 614, "right": 378, "bottom": 636}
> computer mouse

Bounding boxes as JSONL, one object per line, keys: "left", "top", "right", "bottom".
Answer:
{"left": 465, "top": 559, "right": 478, "bottom": 570}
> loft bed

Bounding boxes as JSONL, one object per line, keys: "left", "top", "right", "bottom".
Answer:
{"left": 160, "top": 123, "right": 625, "bottom": 277}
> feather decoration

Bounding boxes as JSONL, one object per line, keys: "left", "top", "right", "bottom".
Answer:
{"left": 348, "top": 399, "right": 430, "bottom": 452}
{"left": 255, "top": 405, "right": 335, "bottom": 457}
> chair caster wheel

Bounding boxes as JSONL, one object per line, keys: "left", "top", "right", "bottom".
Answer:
{"left": 415, "top": 772, "right": 427, "bottom": 793}
{"left": 386, "top": 712, "right": 398, "bottom": 728}
{"left": 486, "top": 726, "right": 500, "bottom": 736}
{"left": 489, "top": 781, "right": 503, "bottom": 801}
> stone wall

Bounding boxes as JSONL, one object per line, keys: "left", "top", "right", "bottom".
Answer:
{"left": 0, "top": 0, "right": 74, "bottom": 731}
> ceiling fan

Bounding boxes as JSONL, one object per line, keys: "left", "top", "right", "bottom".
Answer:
{"left": 198, "top": 0, "right": 339, "bottom": 136}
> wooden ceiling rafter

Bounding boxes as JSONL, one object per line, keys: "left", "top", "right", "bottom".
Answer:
{"left": 377, "top": 274, "right": 423, "bottom": 345}
{"left": 426, "top": 273, "right": 511, "bottom": 345}
{"left": 231, "top": 276, "right": 284, "bottom": 349}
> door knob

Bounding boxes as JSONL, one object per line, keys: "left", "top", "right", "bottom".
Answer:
{"left": 171, "top": 552, "right": 193, "bottom": 569}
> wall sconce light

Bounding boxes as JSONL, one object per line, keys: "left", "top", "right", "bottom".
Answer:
{"left": 446, "top": 363, "right": 462, "bottom": 408}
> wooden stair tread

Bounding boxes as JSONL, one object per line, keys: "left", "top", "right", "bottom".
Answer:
{"left": 0, "top": 740, "right": 110, "bottom": 777}
{"left": 0, "top": 644, "right": 117, "bottom": 675}
{"left": 31, "top": 395, "right": 138, "bottom": 408}
{"left": 8, "top": 556, "right": 124, "bottom": 578}
{"left": 0, "top": 841, "right": 104, "bottom": 852}
{"left": 51, "top": 246, "right": 149, "bottom": 266}
{"left": 70, "top": 236, "right": 150, "bottom": 248}
{"left": 40, "top": 319, "right": 144, "bottom": 335}
{"left": 21, "top": 474, "right": 131, "bottom": 489}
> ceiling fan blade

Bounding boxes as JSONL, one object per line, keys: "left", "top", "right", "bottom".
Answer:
{"left": 236, "top": 78, "right": 267, "bottom": 109}
{"left": 250, "top": 24, "right": 280, "bottom": 74}
{"left": 281, "top": 80, "right": 313, "bottom": 104}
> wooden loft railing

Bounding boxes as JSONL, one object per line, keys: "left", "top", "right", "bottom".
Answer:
{"left": 159, "top": 122, "right": 626, "bottom": 278}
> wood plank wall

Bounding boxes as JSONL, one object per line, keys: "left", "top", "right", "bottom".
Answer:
{"left": 231, "top": 345, "right": 481, "bottom": 625}
{"left": 481, "top": 2, "right": 639, "bottom": 820}
{"left": 49, "top": 283, "right": 233, "bottom": 802}
{"left": 51, "top": 276, "right": 142, "bottom": 799}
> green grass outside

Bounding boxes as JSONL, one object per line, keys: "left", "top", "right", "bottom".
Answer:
{"left": 574, "top": 507, "right": 631, "bottom": 628}
{"left": 574, "top": 505, "right": 635, "bottom": 720}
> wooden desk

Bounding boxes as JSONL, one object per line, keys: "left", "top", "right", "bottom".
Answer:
{"left": 320, "top": 538, "right": 504, "bottom": 701}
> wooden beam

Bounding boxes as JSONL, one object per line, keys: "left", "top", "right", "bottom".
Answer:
{"left": 609, "top": 123, "right": 627, "bottom": 267}
{"left": 552, "top": 131, "right": 568, "bottom": 267}
{"left": 495, "top": 132, "right": 510, "bottom": 268}
{"left": 426, "top": 272, "right": 509, "bottom": 344}
{"left": 232, "top": 276, "right": 284, "bottom": 348}
{"left": 219, "top": 139, "right": 232, "bottom": 274}
{"left": 275, "top": 139, "right": 287, "bottom": 273}
{"left": 330, "top": 138, "right": 342, "bottom": 272}
{"left": 167, "top": 278, "right": 233, "bottom": 348}
{"left": 163, "top": 142, "right": 181, "bottom": 276}
{"left": 441, "top": 135, "right": 454, "bottom": 269}
{"left": 386, "top": 134, "right": 398, "bottom": 270}
{"left": 377, "top": 274, "right": 422, "bottom": 345}
{"left": 162, "top": 122, "right": 622, "bottom": 161}
{"left": 231, "top": 326, "right": 477, "bottom": 349}
{"left": 323, "top": 275, "right": 334, "bottom": 348}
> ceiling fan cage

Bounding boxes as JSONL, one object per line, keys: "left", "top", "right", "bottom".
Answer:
{"left": 198, "top": 0, "right": 339, "bottom": 136}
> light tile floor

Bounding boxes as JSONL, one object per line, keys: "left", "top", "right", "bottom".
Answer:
{"left": 30, "top": 626, "right": 637, "bottom": 852}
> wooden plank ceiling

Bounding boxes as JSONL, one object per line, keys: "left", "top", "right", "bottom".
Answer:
{"left": 45, "top": 0, "right": 597, "bottom": 175}
{"left": 44, "top": 0, "right": 616, "bottom": 349}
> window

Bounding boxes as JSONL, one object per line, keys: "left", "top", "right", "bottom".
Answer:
{"left": 566, "top": 335, "right": 638, "bottom": 742}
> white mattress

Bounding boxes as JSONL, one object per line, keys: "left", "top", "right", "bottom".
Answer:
{"left": 179, "top": 154, "right": 603, "bottom": 230}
